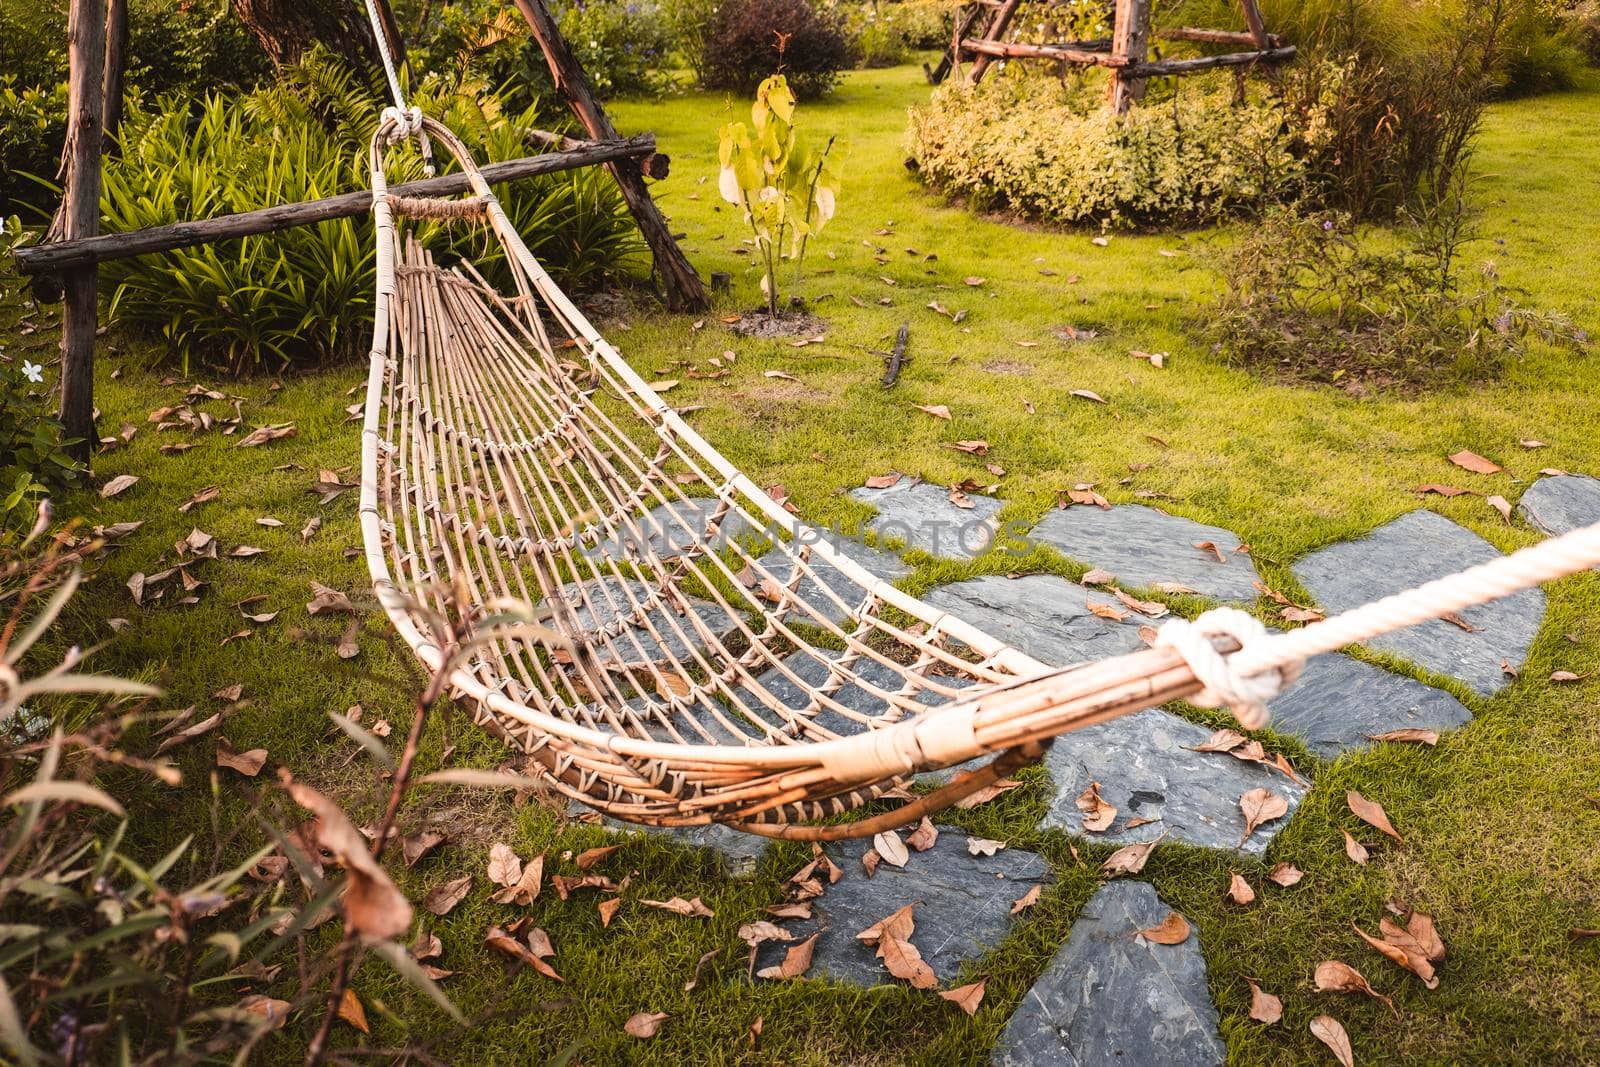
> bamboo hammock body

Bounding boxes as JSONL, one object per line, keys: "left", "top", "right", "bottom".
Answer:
{"left": 359, "top": 118, "right": 1600, "bottom": 841}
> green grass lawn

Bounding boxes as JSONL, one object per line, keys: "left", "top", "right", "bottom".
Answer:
{"left": 10, "top": 62, "right": 1600, "bottom": 1064}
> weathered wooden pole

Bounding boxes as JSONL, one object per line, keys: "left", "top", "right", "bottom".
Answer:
{"left": 101, "top": 0, "right": 127, "bottom": 151}
{"left": 59, "top": 0, "right": 107, "bottom": 465}
{"left": 1239, "top": 0, "right": 1270, "bottom": 48}
{"left": 509, "top": 0, "right": 709, "bottom": 313}
{"left": 370, "top": 0, "right": 408, "bottom": 72}
{"left": 1107, "top": 0, "right": 1152, "bottom": 114}
{"left": 966, "top": 0, "right": 1024, "bottom": 83}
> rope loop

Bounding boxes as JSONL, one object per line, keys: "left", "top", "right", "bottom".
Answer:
{"left": 1154, "top": 607, "right": 1300, "bottom": 730}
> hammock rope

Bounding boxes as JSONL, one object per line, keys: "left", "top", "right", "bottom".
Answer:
{"left": 357, "top": 112, "right": 1600, "bottom": 841}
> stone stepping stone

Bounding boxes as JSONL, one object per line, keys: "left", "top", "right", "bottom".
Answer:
{"left": 1518, "top": 473, "right": 1600, "bottom": 538}
{"left": 752, "top": 536, "right": 913, "bottom": 625}
{"left": 849, "top": 480, "right": 1004, "bottom": 560}
{"left": 584, "top": 498, "right": 759, "bottom": 561}
{"left": 732, "top": 650, "right": 984, "bottom": 785}
{"left": 755, "top": 833, "right": 1051, "bottom": 988}
{"left": 1031, "top": 503, "right": 1260, "bottom": 602}
{"left": 1291, "top": 510, "right": 1545, "bottom": 696}
{"left": 603, "top": 819, "right": 768, "bottom": 880}
{"left": 1040, "top": 707, "right": 1308, "bottom": 856}
{"left": 557, "top": 576, "right": 743, "bottom": 668}
{"left": 992, "top": 881, "right": 1223, "bottom": 1067}
{"left": 1269, "top": 651, "right": 1470, "bottom": 759}
{"left": 921, "top": 574, "right": 1149, "bottom": 668}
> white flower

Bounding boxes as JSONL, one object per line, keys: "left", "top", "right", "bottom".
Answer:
{"left": 21, "top": 361, "right": 43, "bottom": 383}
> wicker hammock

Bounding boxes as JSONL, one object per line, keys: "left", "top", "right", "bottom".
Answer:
{"left": 356, "top": 118, "right": 1600, "bottom": 842}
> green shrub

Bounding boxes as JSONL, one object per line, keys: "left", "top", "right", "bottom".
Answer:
{"left": 906, "top": 70, "right": 1313, "bottom": 228}
{"left": 660, "top": 0, "right": 721, "bottom": 82}
{"left": 95, "top": 52, "right": 642, "bottom": 375}
{"left": 1207, "top": 184, "right": 1586, "bottom": 386}
{"left": 702, "top": 0, "right": 854, "bottom": 100}
{"left": 840, "top": 1, "right": 953, "bottom": 66}
{"left": 1560, "top": 0, "right": 1600, "bottom": 61}
{"left": 1493, "top": 0, "right": 1590, "bottom": 96}
{"left": 0, "top": 78, "right": 66, "bottom": 216}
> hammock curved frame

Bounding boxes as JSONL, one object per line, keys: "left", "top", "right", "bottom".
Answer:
{"left": 356, "top": 117, "right": 1243, "bottom": 840}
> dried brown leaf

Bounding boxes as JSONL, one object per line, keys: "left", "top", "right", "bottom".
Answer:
{"left": 939, "top": 978, "right": 987, "bottom": 1015}
{"left": 1075, "top": 780, "right": 1117, "bottom": 832}
{"left": 1367, "top": 728, "right": 1439, "bottom": 745}
{"left": 1346, "top": 790, "right": 1403, "bottom": 841}
{"left": 624, "top": 1011, "right": 668, "bottom": 1039}
{"left": 906, "top": 817, "right": 939, "bottom": 852}
{"left": 1315, "top": 960, "right": 1393, "bottom": 1013}
{"left": 1239, "top": 788, "right": 1289, "bottom": 845}
{"left": 1137, "top": 911, "right": 1191, "bottom": 944}
{"left": 1448, "top": 449, "right": 1502, "bottom": 475}
{"left": 1268, "top": 863, "right": 1304, "bottom": 887}
{"left": 337, "top": 988, "right": 369, "bottom": 1033}
{"left": 1309, "top": 1014, "right": 1354, "bottom": 1067}
{"left": 1227, "top": 872, "right": 1256, "bottom": 906}
{"left": 424, "top": 874, "right": 472, "bottom": 916}
{"left": 1343, "top": 830, "right": 1370, "bottom": 865}
{"left": 1100, "top": 833, "right": 1164, "bottom": 878}
{"left": 1011, "top": 885, "right": 1041, "bottom": 914}
{"left": 1247, "top": 980, "right": 1282, "bottom": 1024}
{"left": 874, "top": 830, "right": 909, "bottom": 868}
{"left": 756, "top": 933, "right": 818, "bottom": 980}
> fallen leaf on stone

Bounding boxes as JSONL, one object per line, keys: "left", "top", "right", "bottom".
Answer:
{"left": 216, "top": 743, "right": 268, "bottom": 776}
{"left": 864, "top": 472, "right": 903, "bottom": 489}
{"left": 1367, "top": 729, "right": 1439, "bottom": 745}
{"left": 1082, "top": 567, "right": 1116, "bottom": 586}
{"left": 1100, "top": 834, "right": 1164, "bottom": 877}
{"left": 879, "top": 932, "right": 938, "bottom": 988}
{"left": 1151, "top": 581, "right": 1198, "bottom": 594}
{"left": 1190, "top": 728, "right": 1248, "bottom": 753}
{"left": 913, "top": 403, "right": 952, "bottom": 420}
{"left": 1310, "top": 1014, "right": 1354, "bottom": 1067}
{"left": 1448, "top": 449, "right": 1502, "bottom": 475}
{"left": 1239, "top": 788, "right": 1289, "bottom": 845}
{"left": 1445, "top": 612, "right": 1479, "bottom": 633}
{"left": 1347, "top": 790, "right": 1403, "bottom": 841}
{"left": 1194, "top": 540, "right": 1227, "bottom": 564}
{"left": 765, "top": 902, "right": 812, "bottom": 919}
{"left": 939, "top": 978, "right": 987, "bottom": 1015}
{"left": 337, "top": 988, "right": 369, "bottom": 1033}
{"left": 1137, "top": 911, "right": 1190, "bottom": 944}
{"left": 1315, "top": 960, "right": 1394, "bottom": 1013}
{"left": 642, "top": 896, "right": 714, "bottom": 918}
{"left": 1268, "top": 863, "right": 1304, "bottom": 887}
{"left": 906, "top": 817, "right": 939, "bottom": 851}
{"left": 739, "top": 921, "right": 795, "bottom": 948}
{"left": 1086, "top": 599, "right": 1130, "bottom": 622}
{"left": 487, "top": 843, "right": 522, "bottom": 887}
{"left": 1247, "top": 979, "right": 1282, "bottom": 1024}
{"left": 874, "top": 830, "right": 910, "bottom": 868}
{"left": 1070, "top": 389, "right": 1107, "bottom": 404}
{"left": 1011, "top": 885, "right": 1041, "bottom": 914}
{"left": 861, "top": 848, "right": 881, "bottom": 877}
{"left": 1343, "top": 830, "right": 1369, "bottom": 865}
{"left": 1227, "top": 872, "right": 1256, "bottom": 906}
{"left": 100, "top": 474, "right": 138, "bottom": 499}
{"left": 858, "top": 903, "right": 917, "bottom": 946}
{"left": 1076, "top": 780, "right": 1117, "bottom": 832}
{"left": 967, "top": 837, "right": 1006, "bottom": 857}
{"left": 756, "top": 932, "right": 818, "bottom": 980}
{"left": 949, "top": 485, "right": 975, "bottom": 510}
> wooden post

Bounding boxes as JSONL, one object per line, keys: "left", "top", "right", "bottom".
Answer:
{"left": 1239, "top": 0, "right": 1270, "bottom": 48}
{"left": 59, "top": 0, "right": 107, "bottom": 464}
{"left": 967, "top": 0, "right": 1023, "bottom": 83}
{"left": 509, "top": 0, "right": 708, "bottom": 313}
{"left": 1107, "top": 0, "right": 1152, "bottom": 114}
{"left": 101, "top": 0, "right": 127, "bottom": 152}
{"left": 371, "top": 0, "right": 409, "bottom": 72}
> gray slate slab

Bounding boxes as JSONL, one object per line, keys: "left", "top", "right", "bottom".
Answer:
{"left": 1518, "top": 474, "right": 1600, "bottom": 538}
{"left": 921, "top": 574, "right": 1149, "bottom": 668}
{"left": 602, "top": 819, "right": 768, "bottom": 879}
{"left": 584, "top": 498, "right": 758, "bottom": 561}
{"left": 1041, "top": 707, "right": 1308, "bottom": 855}
{"left": 992, "top": 881, "right": 1224, "bottom": 1067}
{"left": 1291, "top": 510, "right": 1545, "bottom": 695}
{"left": 557, "top": 576, "right": 742, "bottom": 668}
{"left": 752, "top": 536, "right": 913, "bottom": 625}
{"left": 1269, "top": 651, "right": 1471, "bottom": 759}
{"left": 1031, "top": 503, "right": 1260, "bottom": 602}
{"left": 849, "top": 480, "right": 1005, "bottom": 560}
{"left": 755, "top": 833, "right": 1051, "bottom": 987}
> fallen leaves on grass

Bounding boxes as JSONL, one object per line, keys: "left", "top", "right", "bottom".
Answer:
{"left": 940, "top": 979, "right": 987, "bottom": 1015}
{"left": 490, "top": 853, "right": 543, "bottom": 905}
{"left": 237, "top": 423, "right": 297, "bottom": 448}
{"left": 641, "top": 896, "right": 714, "bottom": 918}
{"left": 337, "top": 988, "right": 369, "bottom": 1033}
{"left": 1367, "top": 728, "right": 1439, "bottom": 745}
{"left": 1227, "top": 872, "right": 1256, "bottom": 906}
{"left": 216, "top": 742, "right": 268, "bottom": 777}
{"left": 307, "top": 581, "right": 355, "bottom": 615}
{"left": 1316, "top": 960, "right": 1394, "bottom": 1014}
{"left": 1448, "top": 449, "right": 1502, "bottom": 475}
{"left": 1310, "top": 1014, "right": 1355, "bottom": 1067}
{"left": 485, "top": 926, "right": 562, "bottom": 981}
{"left": 1487, "top": 495, "right": 1512, "bottom": 524}
{"left": 624, "top": 1011, "right": 668, "bottom": 1039}
{"left": 576, "top": 845, "right": 622, "bottom": 870}
{"left": 487, "top": 843, "right": 522, "bottom": 887}
{"left": 1268, "top": 863, "right": 1304, "bottom": 887}
{"left": 1354, "top": 921, "right": 1439, "bottom": 988}
{"left": 1247, "top": 980, "right": 1282, "bottom": 1024}
{"left": 913, "top": 403, "right": 952, "bottom": 420}
{"left": 1347, "top": 790, "right": 1403, "bottom": 841}
{"left": 1100, "top": 834, "right": 1163, "bottom": 877}
{"left": 100, "top": 474, "right": 138, "bottom": 499}
{"left": 1070, "top": 388, "right": 1107, "bottom": 404}
{"left": 283, "top": 776, "right": 412, "bottom": 941}
{"left": 1137, "top": 911, "right": 1190, "bottom": 944}
{"left": 1343, "top": 830, "right": 1370, "bottom": 865}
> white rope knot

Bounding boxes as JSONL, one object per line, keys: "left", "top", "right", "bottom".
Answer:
{"left": 1154, "top": 607, "right": 1300, "bottom": 730}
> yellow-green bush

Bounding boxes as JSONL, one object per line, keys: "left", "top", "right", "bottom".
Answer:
{"left": 906, "top": 71, "right": 1315, "bottom": 228}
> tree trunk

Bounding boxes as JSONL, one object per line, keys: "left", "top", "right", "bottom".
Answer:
{"left": 59, "top": 0, "right": 107, "bottom": 466}
{"left": 101, "top": 0, "right": 127, "bottom": 152}
{"left": 229, "top": 0, "right": 378, "bottom": 70}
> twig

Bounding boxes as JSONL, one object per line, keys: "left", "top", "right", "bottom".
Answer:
{"left": 881, "top": 322, "right": 909, "bottom": 387}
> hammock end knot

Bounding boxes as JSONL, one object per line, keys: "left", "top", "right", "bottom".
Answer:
{"left": 1154, "top": 607, "right": 1300, "bottom": 731}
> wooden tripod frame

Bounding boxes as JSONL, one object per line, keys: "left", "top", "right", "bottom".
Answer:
{"left": 930, "top": 0, "right": 1295, "bottom": 114}
{"left": 14, "top": 0, "right": 708, "bottom": 466}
